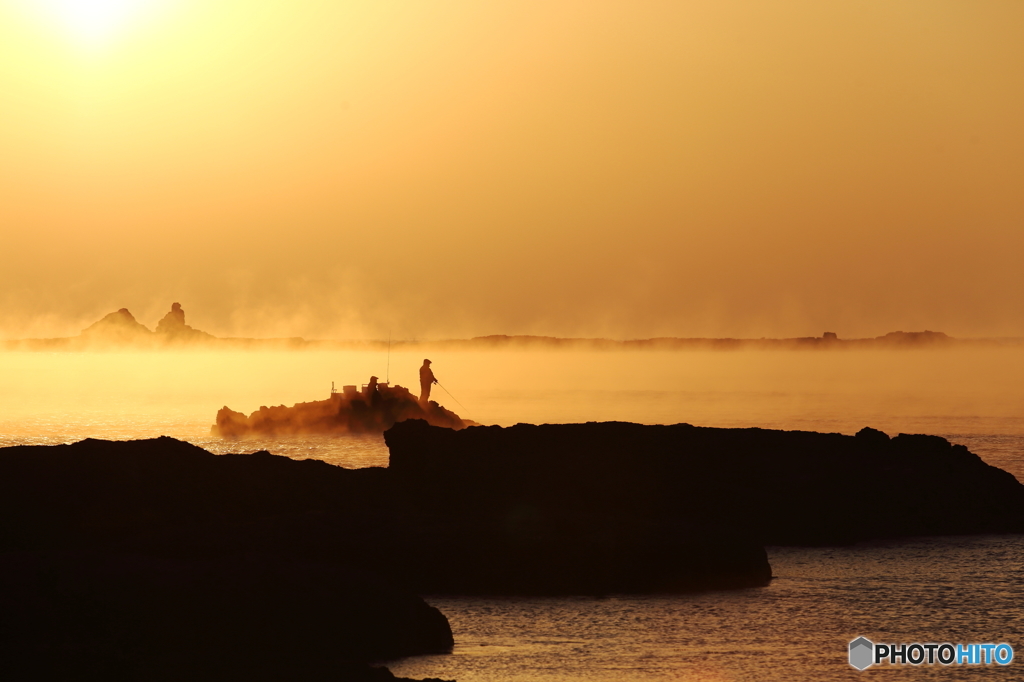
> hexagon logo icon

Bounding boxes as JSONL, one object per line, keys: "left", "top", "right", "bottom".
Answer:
{"left": 849, "top": 637, "right": 874, "bottom": 670}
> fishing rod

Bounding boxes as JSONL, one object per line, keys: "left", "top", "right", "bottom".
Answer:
{"left": 435, "top": 381, "right": 469, "bottom": 414}
{"left": 386, "top": 330, "right": 391, "bottom": 384}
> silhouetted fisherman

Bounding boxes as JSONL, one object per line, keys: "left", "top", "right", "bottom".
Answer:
{"left": 419, "top": 359, "right": 437, "bottom": 406}
{"left": 364, "top": 375, "right": 380, "bottom": 407}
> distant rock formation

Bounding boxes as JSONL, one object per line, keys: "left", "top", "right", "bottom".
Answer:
{"left": 79, "top": 307, "right": 154, "bottom": 345}
{"left": 213, "top": 383, "right": 474, "bottom": 436}
{"left": 154, "top": 302, "right": 216, "bottom": 342}
{"left": 873, "top": 330, "right": 951, "bottom": 345}
{"left": 72, "top": 303, "right": 216, "bottom": 347}
{"left": 155, "top": 301, "right": 187, "bottom": 332}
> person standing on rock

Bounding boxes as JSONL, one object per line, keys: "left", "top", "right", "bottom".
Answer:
{"left": 419, "top": 359, "right": 437, "bottom": 406}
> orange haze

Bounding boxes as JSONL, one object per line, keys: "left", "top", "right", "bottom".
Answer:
{"left": 2, "top": 1, "right": 1023, "bottom": 341}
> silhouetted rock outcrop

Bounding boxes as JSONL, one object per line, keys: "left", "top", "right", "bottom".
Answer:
{"left": 6, "top": 417, "right": 1019, "bottom": 675}
{"left": 0, "top": 437, "right": 453, "bottom": 680}
{"left": 385, "top": 420, "right": 1024, "bottom": 546}
{"left": 213, "top": 384, "right": 475, "bottom": 436}
{"left": 0, "top": 551, "right": 453, "bottom": 681}
{"left": 0, "top": 436, "right": 770, "bottom": 599}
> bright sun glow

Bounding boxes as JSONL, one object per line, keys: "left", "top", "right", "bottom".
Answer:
{"left": 34, "top": 0, "right": 160, "bottom": 46}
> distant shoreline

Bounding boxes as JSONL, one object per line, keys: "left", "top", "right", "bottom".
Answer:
{"left": 4, "top": 304, "right": 1023, "bottom": 350}
{"left": 4, "top": 330, "right": 1024, "bottom": 352}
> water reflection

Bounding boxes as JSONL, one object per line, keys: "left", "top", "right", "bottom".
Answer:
{"left": 388, "top": 536, "right": 1024, "bottom": 681}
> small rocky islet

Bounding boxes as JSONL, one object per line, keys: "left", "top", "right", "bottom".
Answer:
{"left": 213, "top": 381, "right": 475, "bottom": 437}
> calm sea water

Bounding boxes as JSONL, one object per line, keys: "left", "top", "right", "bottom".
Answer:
{"left": 388, "top": 536, "right": 1024, "bottom": 681}
{"left": 1, "top": 348, "right": 1022, "bottom": 679}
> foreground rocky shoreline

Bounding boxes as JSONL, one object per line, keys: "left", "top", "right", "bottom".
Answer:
{"left": 0, "top": 437, "right": 458, "bottom": 681}
{"left": 387, "top": 421, "right": 1024, "bottom": 546}
{"left": 2, "top": 421, "right": 1022, "bottom": 678}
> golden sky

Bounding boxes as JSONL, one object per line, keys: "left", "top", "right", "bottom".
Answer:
{"left": 2, "top": 0, "right": 1022, "bottom": 340}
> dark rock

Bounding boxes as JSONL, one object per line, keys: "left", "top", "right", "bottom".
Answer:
{"left": 385, "top": 421, "right": 772, "bottom": 594}
{"left": 0, "top": 438, "right": 453, "bottom": 679}
{"left": 386, "top": 420, "right": 1024, "bottom": 547}
{"left": 213, "top": 384, "right": 474, "bottom": 436}
{"left": 0, "top": 551, "right": 453, "bottom": 681}
{"left": 855, "top": 426, "right": 890, "bottom": 444}
{"left": 5, "top": 421, "right": 1021, "bottom": 605}
{"left": 0, "top": 435, "right": 770, "bottom": 598}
